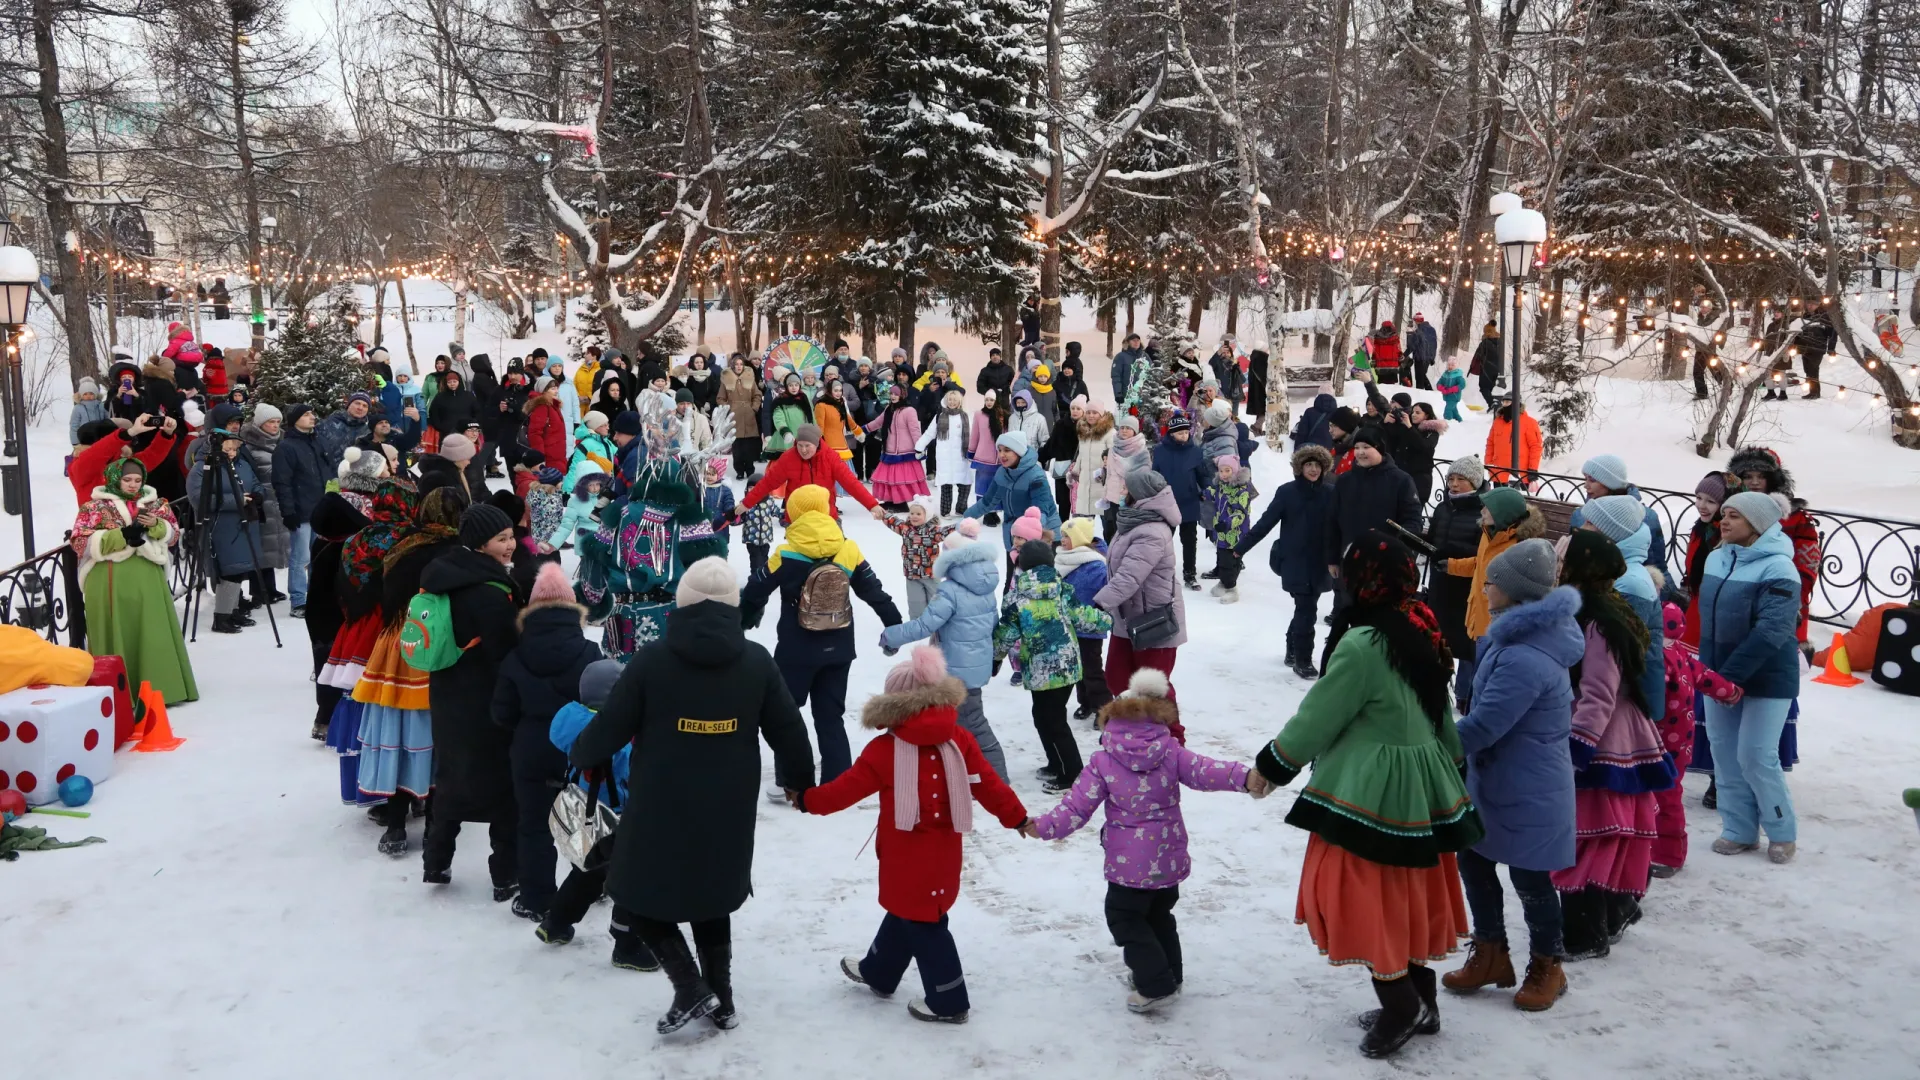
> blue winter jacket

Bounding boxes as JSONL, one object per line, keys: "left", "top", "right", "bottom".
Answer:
{"left": 1697, "top": 525, "right": 1802, "bottom": 700}
{"left": 549, "top": 701, "right": 630, "bottom": 809}
{"left": 1569, "top": 487, "right": 1668, "bottom": 577}
{"left": 1150, "top": 436, "right": 1212, "bottom": 522}
{"left": 879, "top": 540, "right": 1001, "bottom": 688}
{"left": 1458, "top": 586, "right": 1583, "bottom": 872}
{"left": 1613, "top": 524, "right": 1667, "bottom": 723}
{"left": 1236, "top": 476, "right": 1334, "bottom": 594}
{"left": 1291, "top": 393, "right": 1337, "bottom": 450}
{"left": 1054, "top": 542, "right": 1110, "bottom": 640}
{"left": 965, "top": 446, "right": 1060, "bottom": 547}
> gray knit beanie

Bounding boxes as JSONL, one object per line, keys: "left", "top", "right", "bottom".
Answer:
{"left": 1486, "top": 538, "right": 1560, "bottom": 606}
{"left": 1583, "top": 494, "right": 1646, "bottom": 543}
{"left": 1722, "top": 490, "right": 1785, "bottom": 535}
{"left": 577, "top": 659, "right": 623, "bottom": 710}
{"left": 1446, "top": 455, "right": 1486, "bottom": 488}
{"left": 1125, "top": 468, "right": 1169, "bottom": 503}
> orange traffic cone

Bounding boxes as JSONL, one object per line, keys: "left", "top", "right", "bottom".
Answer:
{"left": 1811, "top": 633, "right": 1862, "bottom": 688}
{"left": 132, "top": 680, "right": 185, "bottom": 751}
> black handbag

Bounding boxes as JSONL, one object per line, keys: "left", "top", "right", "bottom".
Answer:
{"left": 1128, "top": 600, "right": 1181, "bottom": 650}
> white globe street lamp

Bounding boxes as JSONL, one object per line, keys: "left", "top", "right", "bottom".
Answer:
{"left": 0, "top": 243, "right": 40, "bottom": 559}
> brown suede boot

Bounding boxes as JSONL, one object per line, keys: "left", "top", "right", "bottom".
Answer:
{"left": 1513, "top": 954, "right": 1568, "bottom": 1011}
{"left": 1442, "top": 937, "right": 1516, "bottom": 992}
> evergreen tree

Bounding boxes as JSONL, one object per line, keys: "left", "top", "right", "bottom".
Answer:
{"left": 1126, "top": 317, "right": 1191, "bottom": 419}
{"left": 251, "top": 306, "right": 368, "bottom": 416}
{"left": 1555, "top": 0, "right": 1810, "bottom": 303}
{"left": 1528, "top": 324, "right": 1594, "bottom": 458}
{"left": 770, "top": 0, "right": 1042, "bottom": 314}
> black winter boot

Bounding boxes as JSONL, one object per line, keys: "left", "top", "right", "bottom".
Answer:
{"left": 1701, "top": 778, "right": 1717, "bottom": 809}
{"left": 649, "top": 932, "right": 719, "bottom": 1033}
{"left": 613, "top": 937, "right": 661, "bottom": 972}
{"left": 1359, "top": 965, "right": 1439, "bottom": 1035}
{"left": 211, "top": 613, "right": 241, "bottom": 634}
{"left": 1604, "top": 893, "right": 1642, "bottom": 944}
{"left": 698, "top": 933, "right": 737, "bottom": 1029}
{"left": 1359, "top": 975, "right": 1423, "bottom": 1058}
{"left": 378, "top": 819, "right": 408, "bottom": 857}
{"left": 1560, "top": 888, "right": 1611, "bottom": 961}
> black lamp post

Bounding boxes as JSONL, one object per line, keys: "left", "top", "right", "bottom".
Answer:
{"left": 1495, "top": 206, "right": 1546, "bottom": 488}
{"left": 0, "top": 241, "right": 40, "bottom": 560}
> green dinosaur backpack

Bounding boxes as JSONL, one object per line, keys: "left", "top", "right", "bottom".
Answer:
{"left": 398, "top": 583, "right": 511, "bottom": 672}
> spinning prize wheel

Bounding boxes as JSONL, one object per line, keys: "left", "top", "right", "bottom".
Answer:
{"left": 762, "top": 335, "right": 831, "bottom": 384}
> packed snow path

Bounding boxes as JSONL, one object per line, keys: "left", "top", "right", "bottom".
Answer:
{"left": 7, "top": 467, "right": 1919, "bottom": 1078}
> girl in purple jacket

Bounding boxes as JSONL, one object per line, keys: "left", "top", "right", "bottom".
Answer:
{"left": 1023, "top": 668, "right": 1258, "bottom": 1013}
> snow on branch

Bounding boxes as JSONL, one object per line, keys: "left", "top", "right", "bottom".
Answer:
{"left": 1032, "top": 58, "right": 1168, "bottom": 239}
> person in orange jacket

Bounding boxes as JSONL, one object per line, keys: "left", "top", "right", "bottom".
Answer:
{"left": 1484, "top": 395, "right": 1543, "bottom": 485}
{"left": 798, "top": 645, "right": 1029, "bottom": 1024}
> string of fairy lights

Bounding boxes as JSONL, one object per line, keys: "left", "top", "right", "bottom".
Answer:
{"left": 66, "top": 225, "right": 1920, "bottom": 418}
{"left": 69, "top": 223, "right": 1920, "bottom": 298}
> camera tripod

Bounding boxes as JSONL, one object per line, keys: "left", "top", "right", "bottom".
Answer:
{"left": 181, "top": 440, "right": 283, "bottom": 648}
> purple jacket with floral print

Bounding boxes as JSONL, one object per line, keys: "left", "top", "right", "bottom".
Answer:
{"left": 1031, "top": 700, "right": 1248, "bottom": 888}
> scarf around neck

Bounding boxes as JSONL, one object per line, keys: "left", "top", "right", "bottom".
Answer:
{"left": 893, "top": 736, "right": 972, "bottom": 834}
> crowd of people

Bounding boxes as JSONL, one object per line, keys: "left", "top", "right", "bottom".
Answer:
{"left": 57, "top": 324, "right": 1815, "bottom": 1058}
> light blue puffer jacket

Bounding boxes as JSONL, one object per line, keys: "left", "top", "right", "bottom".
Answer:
{"left": 879, "top": 540, "right": 1001, "bottom": 688}
{"left": 1613, "top": 524, "right": 1667, "bottom": 722}
{"left": 1697, "top": 524, "right": 1802, "bottom": 700}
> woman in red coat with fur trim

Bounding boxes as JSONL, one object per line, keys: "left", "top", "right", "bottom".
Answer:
{"left": 800, "top": 645, "right": 1029, "bottom": 1024}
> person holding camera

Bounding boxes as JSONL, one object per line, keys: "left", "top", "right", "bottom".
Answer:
{"left": 187, "top": 427, "right": 267, "bottom": 634}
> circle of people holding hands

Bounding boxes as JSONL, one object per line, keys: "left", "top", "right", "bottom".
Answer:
{"left": 63, "top": 326, "right": 1808, "bottom": 1060}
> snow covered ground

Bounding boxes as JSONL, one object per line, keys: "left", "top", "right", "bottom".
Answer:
{"left": 5, "top": 302, "right": 1920, "bottom": 1078}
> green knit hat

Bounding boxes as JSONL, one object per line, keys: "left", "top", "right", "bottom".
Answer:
{"left": 1481, "top": 487, "right": 1529, "bottom": 529}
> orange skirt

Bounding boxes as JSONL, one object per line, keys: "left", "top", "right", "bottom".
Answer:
{"left": 351, "top": 628, "right": 432, "bottom": 711}
{"left": 1295, "top": 834, "right": 1468, "bottom": 979}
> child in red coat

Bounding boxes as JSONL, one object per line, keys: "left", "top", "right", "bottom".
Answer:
{"left": 800, "top": 645, "right": 1028, "bottom": 1023}
{"left": 1656, "top": 602, "right": 1742, "bottom": 876}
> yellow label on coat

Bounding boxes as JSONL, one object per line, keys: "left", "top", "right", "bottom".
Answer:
{"left": 678, "top": 718, "right": 738, "bottom": 734}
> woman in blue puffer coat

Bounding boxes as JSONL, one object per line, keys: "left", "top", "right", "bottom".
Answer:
{"left": 964, "top": 430, "right": 1060, "bottom": 550}
{"left": 1447, "top": 542, "right": 1584, "bottom": 1011}
{"left": 878, "top": 533, "right": 1008, "bottom": 780}
{"left": 1696, "top": 491, "right": 1800, "bottom": 865}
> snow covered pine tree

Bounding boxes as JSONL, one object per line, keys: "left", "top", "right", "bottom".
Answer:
{"left": 1527, "top": 324, "right": 1594, "bottom": 458}
{"left": 250, "top": 305, "right": 369, "bottom": 416}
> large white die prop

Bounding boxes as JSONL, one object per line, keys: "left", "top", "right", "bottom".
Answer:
{"left": 0, "top": 684, "right": 116, "bottom": 806}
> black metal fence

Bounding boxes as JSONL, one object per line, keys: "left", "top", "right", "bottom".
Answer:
{"left": 0, "top": 497, "right": 198, "bottom": 651}
{"left": 7, "top": 468, "right": 1919, "bottom": 639}
{"left": 1432, "top": 461, "right": 1920, "bottom": 627}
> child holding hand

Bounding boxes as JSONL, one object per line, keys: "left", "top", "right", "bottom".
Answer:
{"left": 1654, "top": 602, "right": 1742, "bottom": 877}
{"left": 1025, "top": 668, "right": 1262, "bottom": 1013}
{"left": 883, "top": 494, "right": 956, "bottom": 619}
{"left": 798, "top": 646, "right": 1029, "bottom": 1025}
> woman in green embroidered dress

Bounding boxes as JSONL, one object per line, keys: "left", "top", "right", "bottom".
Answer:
{"left": 1253, "top": 529, "right": 1482, "bottom": 1059}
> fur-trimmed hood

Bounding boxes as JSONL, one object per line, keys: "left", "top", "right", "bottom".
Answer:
{"left": 1291, "top": 444, "right": 1334, "bottom": 479}
{"left": 861, "top": 676, "right": 967, "bottom": 729}
{"left": 1727, "top": 444, "right": 1804, "bottom": 507}
{"left": 516, "top": 596, "right": 587, "bottom": 632}
{"left": 1501, "top": 504, "right": 1548, "bottom": 542}
{"left": 1418, "top": 418, "right": 1449, "bottom": 434}
{"left": 1076, "top": 412, "right": 1114, "bottom": 439}
{"left": 1486, "top": 585, "right": 1586, "bottom": 666}
{"left": 932, "top": 536, "right": 999, "bottom": 582}
{"left": 1098, "top": 692, "right": 1181, "bottom": 731}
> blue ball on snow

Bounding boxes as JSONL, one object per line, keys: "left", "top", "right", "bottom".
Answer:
{"left": 58, "top": 775, "right": 94, "bottom": 807}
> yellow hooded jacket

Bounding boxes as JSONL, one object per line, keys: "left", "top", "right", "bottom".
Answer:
{"left": 767, "top": 485, "right": 864, "bottom": 574}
